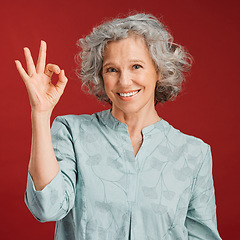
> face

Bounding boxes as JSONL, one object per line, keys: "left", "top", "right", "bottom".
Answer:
{"left": 102, "top": 35, "right": 159, "bottom": 116}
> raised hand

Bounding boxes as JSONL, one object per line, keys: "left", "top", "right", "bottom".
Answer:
{"left": 15, "top": 40, "right": 68, "bottom": 114}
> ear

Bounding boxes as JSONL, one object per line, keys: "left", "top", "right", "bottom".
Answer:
{"left": 157, "top": 71, "right": 163, "bottom": 81}
{"left": 156, "top": 80, "right": 161, "bottom": 88}
{"left": 155, "top": 71, "right": 162, "bottom": 85}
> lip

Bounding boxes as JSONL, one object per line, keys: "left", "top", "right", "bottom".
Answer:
{"left": 117, "top": 89, "right": 141, "bottom": 101}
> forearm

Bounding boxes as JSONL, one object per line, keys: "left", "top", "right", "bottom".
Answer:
{"left": 28, "top": 110, "right": 59, "bottom": 191}
{"left": 25, "top": 114, "right": 77, "bottom": 222}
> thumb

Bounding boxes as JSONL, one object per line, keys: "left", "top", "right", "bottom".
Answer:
{"left": 55, "top": 70, "right": 68, "bottom": 93}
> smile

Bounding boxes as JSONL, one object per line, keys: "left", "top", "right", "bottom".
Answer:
{"left": 117, "top": 90, "right": 140, "bottom": 97}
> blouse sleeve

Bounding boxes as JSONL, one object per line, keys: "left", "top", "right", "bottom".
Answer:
{"left": 185, "top": 145, "right": 222, "bottom": 239}
{"left": 24, "top": 116, "right": 77, "bottom": 222}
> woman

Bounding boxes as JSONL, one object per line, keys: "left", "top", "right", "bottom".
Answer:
{"left": 16, "top": 13, "right": 221, "bottom": 240}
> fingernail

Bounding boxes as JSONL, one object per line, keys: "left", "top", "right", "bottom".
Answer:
{"left": 41, "top": 40, "right": 46, "bottom": 45}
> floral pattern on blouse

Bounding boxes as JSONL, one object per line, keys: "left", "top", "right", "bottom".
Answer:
{"left": 25, "top": 109, "right": 222, "bottom": 240}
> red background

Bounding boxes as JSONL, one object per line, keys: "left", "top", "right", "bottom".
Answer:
{"left": 1, "top": 0, "right": 239, "bottom": 239}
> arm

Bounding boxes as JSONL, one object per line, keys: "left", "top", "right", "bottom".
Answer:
{"left": 25, "top": 116, "right": 77, "bottom": 222}
{"left": 185, "top": 146, "right": 222, "bottom": 239}
{"left": 16, "top": 41, "right": 76, "bottom": 222}
{"left": 29, "top": 110, "right": 59, "bottom": 191}
{"left": 15, "top": 41, "right": 67, "bottom": 190}
{"left": 15, "top": 40, "right": 68, "bottom": 191}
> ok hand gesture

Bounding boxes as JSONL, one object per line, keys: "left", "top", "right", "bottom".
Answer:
{"left": 15, "top": 40, "right": 68, "bottom": 114}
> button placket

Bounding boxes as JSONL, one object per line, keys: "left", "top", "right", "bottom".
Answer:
{"left": 127, "top": 171, "right": 139, "bottom": 203}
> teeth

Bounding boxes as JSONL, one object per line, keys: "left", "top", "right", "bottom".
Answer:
{"left": 119, "top": 90, "right": 139, "bottom": 97}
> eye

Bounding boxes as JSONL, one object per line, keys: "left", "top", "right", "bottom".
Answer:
{"left": 133, "top": 64, "right": 142, "bottom": 70}
{"left": 106, "top": 67, "right": 118, "bottom": 73}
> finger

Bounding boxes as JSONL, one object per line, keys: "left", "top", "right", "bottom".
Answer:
{"left": 55, "top": 70, "right": 68, "bottom": 93}
{"left": 24, "top": 47, "right": 36, "bottom": 76}
{"left": 15, "top": 60, "right": 29, "bottom": 83}
{"left": 36, "top": 40, "right": 47, "bottom": 73}
{"left": 44, "top": 63, "right": 60, "bottom": 78}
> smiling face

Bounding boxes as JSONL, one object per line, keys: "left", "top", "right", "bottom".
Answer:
{"left": 102, "top": 35, "right": 159, "bottom": 117}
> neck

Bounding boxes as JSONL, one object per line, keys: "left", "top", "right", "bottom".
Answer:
{"left": 111, "top": 106, "right": 161, "bottom": 138}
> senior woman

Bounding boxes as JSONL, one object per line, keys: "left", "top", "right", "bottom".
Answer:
{"left": 16, "top": 13, "right": 221, "bottom": 240}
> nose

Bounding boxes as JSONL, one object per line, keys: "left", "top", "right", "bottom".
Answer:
{"left": 118, "top": 70, "right": 132, "bottom": 87}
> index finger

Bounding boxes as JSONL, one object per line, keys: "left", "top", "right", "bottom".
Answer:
{"left": 36, "top": 40, "right": 47, "bottom": 73}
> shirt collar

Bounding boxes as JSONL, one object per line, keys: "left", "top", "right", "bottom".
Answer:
{"left": 97, "top": 109, "right": 170, "bottom": 136}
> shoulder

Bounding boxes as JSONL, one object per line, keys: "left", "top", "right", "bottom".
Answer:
{"left": 162, "top": 119, "right": 210, "bottom": 164}
{"left": 54, "top": 113, "right": 95, "bottom": 125}
{"left": 165, "top": 119, "right": 209, "bottom": 147}
{"left": 51, "top": 110, "right": 107, "bottom": 133}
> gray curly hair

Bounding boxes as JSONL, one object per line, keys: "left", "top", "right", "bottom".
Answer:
{"left": 75, "top": 13, "right": 192, "bottom": 104}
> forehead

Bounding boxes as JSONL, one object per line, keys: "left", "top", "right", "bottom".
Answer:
{"left": 103, "top": 35, "right": 151, "bottom": 62}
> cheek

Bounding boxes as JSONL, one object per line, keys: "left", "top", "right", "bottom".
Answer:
{"left": 138, "top": 72, "right": 158, "bottom": 87}
{"left": 103, "top": 80, "right": 111, "bottom": 89}
{"left": 102, "top": 76, "right": 109, "bottom": 88}
{"left": 148, "top": 71, "right": 159, "bottom": 86}
{"left": 103, "top": 78, "right": 114, "bottom": 96}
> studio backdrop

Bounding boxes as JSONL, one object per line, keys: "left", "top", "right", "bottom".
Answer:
{"left": 0, "top": 0, "right": 239, "bottom": 239}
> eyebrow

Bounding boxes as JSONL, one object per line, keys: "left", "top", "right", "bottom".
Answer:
{"left": 129, "top": 59, "right": 146, "bottom": 64}
{"left": 103, "top": 59, "right": 146, "bottom": 68}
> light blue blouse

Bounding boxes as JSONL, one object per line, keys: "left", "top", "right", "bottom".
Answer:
{"left": 25, "top": 109, "right": 221, "bottom": 240}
